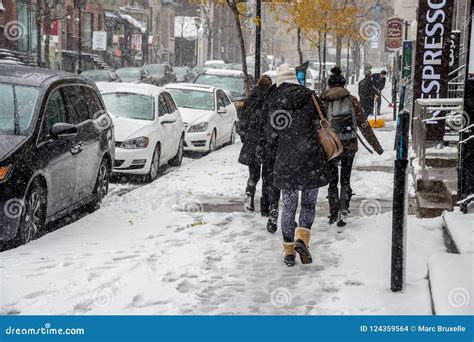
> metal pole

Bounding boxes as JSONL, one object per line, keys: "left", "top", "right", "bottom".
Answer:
{"left": 78, "top": 8, "right": 82, "bottom": 73}
{"left": 36, "top": 0, "right": 42, "bottom": 67}
{"left": 392, "top": 51, "right": 399, "bottom": 121}
{"left": 255, "top": 0, "right": 261, "bottom": 80}
{"left": 391, "top": 109, "right": 410, "bottom": 292}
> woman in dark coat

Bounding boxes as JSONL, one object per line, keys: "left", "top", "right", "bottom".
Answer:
{"left": 238, "top": 75, "right": 273, "bottom": 215}
{"left": 321, "top": 67, "right": 384, "bottom": 228}
{"left": 266, "top": 64, "right": 331, "bottom": 267}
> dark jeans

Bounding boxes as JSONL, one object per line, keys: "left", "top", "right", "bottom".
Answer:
{"left": 281, "top": 189, "right": 319, "bottom": 242}
{"left": 246, "top": 160, "right": 280, "bottom": 212}
{"left": 328, "top": 156, "right": 355, "bottom": 216}
{"left": 376, "top": 96, "right": 382, "bottom": 114}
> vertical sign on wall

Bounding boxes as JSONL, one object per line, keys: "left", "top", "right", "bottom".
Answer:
{"left": 459, "top": 0, "right": 474, "bottom": 212}
{"left": 387, "top": 17, "right": 404, "bottom": 51}
{"left": 413, "top": 0, "right": 455, "bottom": 142}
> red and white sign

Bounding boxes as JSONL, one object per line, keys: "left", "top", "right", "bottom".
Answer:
{"left": 386, "top": 17, "right": 403, "bottom": 50}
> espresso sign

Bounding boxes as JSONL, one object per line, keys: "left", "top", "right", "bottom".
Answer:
{"left": 387, "top": 17, "right": 404, "bottom": 50}
{"left": 413, "top": 0, "right": 454, "bottom": 142}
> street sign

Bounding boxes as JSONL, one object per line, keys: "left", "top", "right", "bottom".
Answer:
{"left": 386, "top": 17, "right": 403, "bottom": 51}
{"left": 413, "top": 0, "right": 454, "bottom": 142}
{"left": 401, "top": 41, "right": 412, "bottom": 79}
{"left": 92, "top": 31, "right": 107, "bottom": 51}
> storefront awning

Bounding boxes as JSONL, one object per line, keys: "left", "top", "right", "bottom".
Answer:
{"left": 119, "top": 13, "right": 146, "bottom": 33}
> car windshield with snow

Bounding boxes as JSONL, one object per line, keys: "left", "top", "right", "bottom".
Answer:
{"left": 102, "top": 93, "right": 154, "bottom": 121}
{"left": 0, "top": 84, "right": 39, "bottom": 135}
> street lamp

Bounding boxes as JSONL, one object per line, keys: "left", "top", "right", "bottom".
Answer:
{"left": 74, "top": 0, "right": 87, "bottom": 73}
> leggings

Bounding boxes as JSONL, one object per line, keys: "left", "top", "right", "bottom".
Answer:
{"left": 281, "top": 188, "right": 319, "bottom": 243}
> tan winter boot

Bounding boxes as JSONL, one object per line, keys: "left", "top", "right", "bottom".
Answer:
{"left": 295, "top": 227, "right": 312, "bottom": 264}
{"left": 283, "top": 242, "right": 296, "bottom": 267}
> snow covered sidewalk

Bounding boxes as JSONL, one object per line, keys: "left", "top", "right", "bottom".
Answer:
{"left": 0, "top": 117, "right": 446, "bottom": 314}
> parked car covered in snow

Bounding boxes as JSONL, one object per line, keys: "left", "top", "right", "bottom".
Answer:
{"left": 174, "top": 66, "right": 194, "bottom": 83}
{"left": 165, "top": 83, "right": 237, "bottom": 153}
{"left": 0, "top": 66, "right": 115, "bottom": 245}
{"left": 116, "top": 67, "right": 154, "bottom": 84}
{"left": 98, "top": 83, "right": 185, "bottom": 182}
{"left": 81, "top": 69, "right": 122, "bottom": 83}
{"left": 193, "top": 69, "right": 255, "bottom": 114}
{"left": 143, "top": 63, "right": 177, "bottom": 86}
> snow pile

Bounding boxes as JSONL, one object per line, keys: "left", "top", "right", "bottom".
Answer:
{"left": 428, "top": 253, "right": 473, "bottom": 315}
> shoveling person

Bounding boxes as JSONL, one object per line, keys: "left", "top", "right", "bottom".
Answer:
{"left": 321, "top": 67, "right": 384, "bottom": 228}
{"left": 358, "top": 68, "right": 376, "bottom": 118}
{"left": 266, "top": 64, "right": 331, "bottom": 267}
{"left": 238, "top": 75, "right": 273, "bottom": 216}
{"left": 371, "top": 70, "right": 387, "bottom": 114}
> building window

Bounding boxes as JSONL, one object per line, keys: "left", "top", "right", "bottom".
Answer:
{"left": 17, "top": 0, "right": 37, "bottom": 51}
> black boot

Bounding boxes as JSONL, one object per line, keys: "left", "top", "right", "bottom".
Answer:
{"left": 260, "top": 197, "right": 270, "bottom": 217}
{"left": 327, "top": 193, "right": 340, "bottom": 225}
{"left": 244, "top": 192, "right": 255, "bottom": 213}
{"left": 336, "top": 210, "right": 349, "bottom": 229}
{"left": 267, "top": 209, "right": 278, "bottom": 233}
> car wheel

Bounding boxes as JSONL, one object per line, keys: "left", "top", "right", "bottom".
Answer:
{"left": 146, "top": 145, "right": 161, "bottom": 182}
{"left": 87, "top": 158, "right": 110, "bottom": 211}
{"left": 208, "top": 130, "right": 217, "bottom": 153}
{"left": 169, "top": 136, "right": 184, "bottom": 167}
{"left": 14, "top": 180, "right": 46, "bottom": 245}
{"left": 228, "top": 123, "right": 237, "bottom": 145}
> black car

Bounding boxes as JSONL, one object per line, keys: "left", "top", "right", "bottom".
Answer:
{"left": 81, "top": 69, "right": 122, "bottom": 83}
{"left": 116, "top": 67, "right": 153, "bottom": 84}
{"left": 143, "top": 63, "right": 177, "bottom": 86}
{"left": 0, "top": 66, "right": 115, "bottom": 245}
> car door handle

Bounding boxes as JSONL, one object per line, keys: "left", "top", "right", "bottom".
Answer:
{"left": 70, "top": 143, "right": 83, "bottom": 155}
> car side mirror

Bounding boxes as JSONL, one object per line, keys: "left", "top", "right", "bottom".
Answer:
{"left": 50, "top": 123, "right": 78, "bottom": 139}
{"left": 160, "top": 113, "right": 176, "bottom": 124}
{"left": 217, "top": 107, "right": 227, "bottom": 114}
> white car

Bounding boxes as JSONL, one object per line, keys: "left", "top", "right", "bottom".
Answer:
{"left": 164, "top": 83, "right": 237, "bottom": 153}
{"left": 98, "top": 83, "right": 185, "bottom": 182}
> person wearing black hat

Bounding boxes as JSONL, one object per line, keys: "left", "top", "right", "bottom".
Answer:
{"left": 321, "top": 67, "right": 384, "bottom": 228}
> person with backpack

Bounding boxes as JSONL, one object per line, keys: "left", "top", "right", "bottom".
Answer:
{"left": 266, "top": 64, "right": 331, "bottom": 266}
{"left": 321, "top": 67, "right": 384, "bottom": 227}
{"left": 238, "top": 75, "right": 273, "bottom": 216}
